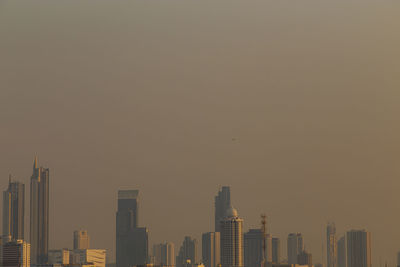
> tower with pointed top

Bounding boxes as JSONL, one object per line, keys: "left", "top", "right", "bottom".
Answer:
{"left": 3, "top": 175, "right": 25, "bottom": 240}
{"left": 30, "top": 157, "right": 50, "bottom": 264}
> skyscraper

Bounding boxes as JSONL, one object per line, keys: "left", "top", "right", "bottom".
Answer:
{"left": 337, "top": 236, "right": 346, "bottom": 267}
{"left": 327, "top": 223, "right": 337, "bottom": 267}
{"left": 116, "top": 190, "right": 148, "bottom": 267}
{"left": 297, "top": 251, "right": 312, "bottom": 266}
{"left": 2, "top": 239, "right": 31, "bottom": 267}
{"left": 30, "top": 157, "right": 50, "bottom": 265}
{"left": 215, "top": 187, "right": 231, "bottom": 232}
{"left": 346, "top": 230, "right": 371, "bottom": 267}
{"left": 220, "top": 206, "right": 243, "bottom": 267}
{"left": 3, "top": 176, "right": 25, "bottom": 240}
{"left": 202, "top": 232, "right": 220, "bottom": 267}
{"left": 244, "top": 229, "right": 262, "bottom": 267}
{"left": 176, "top": 236, "right": 198, "bottom": 267}
{"left": 74, "top": 230, "right": 90, "bottom": 250}
{"left": 271, "top": 237, "right": 280, "bottom": 264}
{"left": 154, "top": 242, "right": 175, "bottom": 266}
{"left": 287, "top": 233, "right": 304, "bottom": 265}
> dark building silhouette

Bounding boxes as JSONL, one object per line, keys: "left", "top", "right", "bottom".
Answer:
{"left": 116, "top": 190, "right": 148, "bottom": 267}
{"left": 297, "top": 251, "right": 312, "bottom": 266}
{"left": 202, "top": 232, "right": 220, "bottom": 267}
{"left": 272, "top": 237, "right": 280, "bottom": 264}
{"left": 287, "top": 233, "right": 303, "bottom": 265}
{"left": 3, "top": 176, "right": 25, "bottom": 240}
{"left": 176, "top": 236, "right": 197, "bottom": 267}
{"left": 244, "top": 229, "right": 263, "bottom": 267}
{"left": 214, "top": 186, "right": 230, "bottom": 232}
{"left": 30, "top": 157, "right": 50, "bottom": 264}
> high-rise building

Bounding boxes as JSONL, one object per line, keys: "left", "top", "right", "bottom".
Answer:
{"left": 3, "top": 176, "right": 25, "bottom": 240}
{"left": 48, "top": 249, "right": 70, "bottom": 265}
{"left": 154, "top": 242, "right": 175, "bottom": 266}
{"left": 215, "top": 187, "right": 231, "bottom": 232}
{"left": 30, "top": 157, "right": 50, "bottom": 265}
{"left": 337, "top": 237, "right": 346, "bottom": 267}
{"left": 116, "top": 190, "right": 148, "bottom": 267}
{"left": 0, "top": 235, "right": 12, "bottom": 267}
{"left": 337, "top": 236, "right": 346, "bottom": 267}
{"left": 327, "top": 223, "right": 337, "bottom": 267}
{"left": 74, "top": 249, "right": 106, "bottom": 267}
{"left": 2, "top": 239, "right": 30, "bottom": 267}
{"left": 297, "top": 251, "right": 312, "bottom": 266}
{"left": 287, "top": 233, "right": 304, "bottom": 264}
{"left": 176, "top": 236, "right": 198, "bottom": 267}
{"left": 272, "top": 237, "right": 280, "bottom": 264}
{"left": 220, "top": 206, "right": 243, "bottom": 267}
{"left": 244, "top": 229, "right": 262, "bottom": 267}
{"left": 74, "top": 230, "right": 90, "bottom": 250}
{"left": 346, "top": 230, "right": 371, "bottom": 267}
{"left": 202, "top": 232, "right": 220, "bottom": 267}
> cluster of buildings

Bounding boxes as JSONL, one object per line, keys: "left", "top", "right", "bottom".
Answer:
{"left": 0, "top": 158, "right": 378, "bottom": 267}
{"left": 1, "top": 158, "right": 106, "bottom": 267}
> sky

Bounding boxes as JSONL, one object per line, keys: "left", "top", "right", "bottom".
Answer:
{"left": 1, "top": 0, "right": 400, "bottom": 265}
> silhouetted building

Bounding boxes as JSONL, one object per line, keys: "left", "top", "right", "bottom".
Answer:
{"left": 327, "top": 223, "right": 337, "bottom": 267}
{"left": 202, "top": 232, "right": 220, "bottom": 267}
{"left": 153, "top": 242, "right": 175, "bottom": 266}
{"left": 116, "top": 190, "right": 148, "bottom": 267}
{"left": 215, "top": 187, "right": 230, "bottom": 232}
{"left": 287, "top": 233, "right": 304, "bottom": 265}
{"left": 176, "top": 236, "right": 198, "bottom": 267}
{"left": 297, "top": 251, "right": 312, "bottom": 266}
{"left": 2, "top": 239, "right": 30, "bottom": 267}
{"left": 244, "top": 229, "right": 262, "bottom": 267}
{"left": 3, "top": 176, "right": 25, "bottom": 241}
{"left": 346, "top": 230, "right": 371, "bottom": 267}
{"left": 220, "top": 206, "right": 243, "bottom": 267}
{"left": 337, "top": 236, "right": 346, "bottom": 267}
{"left": 272, "top": 237, "right": 281, "bottom": 264}
{"left": 30, "top": 157, "right": 50, "bottom": 265}
{"left": 74, "top": 230, "right": 90, "bottom": 250}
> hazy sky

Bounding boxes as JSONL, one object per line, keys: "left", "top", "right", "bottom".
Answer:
{"left": 1, "top": 0, "right": 400, "bottom": 265}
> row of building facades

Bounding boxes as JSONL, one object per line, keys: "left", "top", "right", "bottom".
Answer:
{"left": 0, "top": 159, "right": 378, "bottom": 267}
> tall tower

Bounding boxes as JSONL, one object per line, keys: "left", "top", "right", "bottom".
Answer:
{"left": 244, "top": 229, "right": 263, "bottom": 267}
{"left": 202, "top": 232, "right": 220, "bottom": 267}
{"left": 271, "top": 237, "right": 280, "bottom": 264}
{"left": 74, "top": 230, "right": 90, "bottom": 250}
{"left": 176, "top": 236, "right": 198, "bottom": 267}
{"left": 30, "top": 157, "right": 50, "bottom": 264}
{"left": 154, "top": 242, "right": 175, "bottom": 266}
{"left": 287, "top": 233, "right": 304, "bottom": 264}
{"left": 327, "top": 223, "right": 337, "bottom": 267}
{"left": 215, "top": 186, "right": 231, "bottom": 232}
{"left": 3, "top": 176, "right": 25, "bottom": 240}
{"left": 220, "top": 206, "right": 243, "bottom": 267}
{"left": 337, "top": 236, "right": 347, "bottom": 267}
{"left": 346, "top": 230, "right": 371, "bottom": 267}
{"left": 116, "top": 190, "right": 148, "bottom": 267}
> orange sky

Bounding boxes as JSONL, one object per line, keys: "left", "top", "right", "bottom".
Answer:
{"left": 1, "top": 0, "right": 400, "bottom": 265}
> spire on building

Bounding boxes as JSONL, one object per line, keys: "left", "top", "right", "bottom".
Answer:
{"left": 33, "top": 156, "right": 38, "bottom": 169}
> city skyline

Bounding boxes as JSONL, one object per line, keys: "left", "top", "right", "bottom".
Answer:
{"left": 1, "top": 0, "right": 400, "bottom": 266}
{"left": 0, "top": 158, "right": 393, "bottom": 266}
